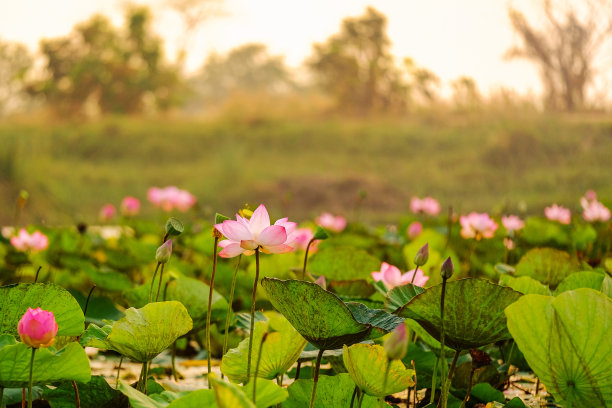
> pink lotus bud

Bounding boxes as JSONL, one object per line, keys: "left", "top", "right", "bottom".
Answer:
{"left": 441, "top": 257, "right": 454, "bottom": 279}
{"left": 501, "top": 215, "right": 525, "bottom": 233}
{"left": 10, "top": 229, "right": 49, "bottom": 253}
{"left": 18, "top": 308, "right": 58, "bottom": 348}
{"left": 315, "top": 275, "right": 327, "bottom": 290}
{"left": 407, "top": 221, "right": 422, "bottom": 239}
{"left": 120, "top": 196, "right": 140, "bottom": 216}
{"left": 156, "top": 240, "right": 173, "bottom": 263}
{"left": 316, "top": 213, "right": 346, "bottom": 233}
{"left": 459, "top": 212, "right": 498, "bottom": 240}
{"left": 584, "top": 190, "right": 597, "bottom": 202}
{"left": 99, "top": 204, "right": 116, "bottom": 221}
{"left": 410, "top": 197, "right": 440, "bottom": 216}
{"left": 413, "top": 243, "right": 429, "bottom": 267}
{"left": 384, "top": 323, "right": 408, "bottom": 360}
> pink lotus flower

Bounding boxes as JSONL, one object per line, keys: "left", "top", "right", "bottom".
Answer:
{"left": 501, "top": 215, "right": 525, "bottom": 233}
{"left": 99, "top": 204, "right": 116, "bottom": 221}
{"left": 460, "top": 212, "right": 498, "bottom": 239}
{"left": 545, "top": 204, "right": 571, "bottom": 225}
{"left": 215, "top": 204, "right": 296, "bottom": 258}
{"left": 410, "top": 197, "right": 441, "bottom": 216}
{"left": 581, "top": 198, "right": 610, "bottom": 222}
{"left": 316, "top": 213, "right": 346, "bottom": 233}
{"left": 10, "top": 229, "right": 49, "bottom": 253}
{"left": 504, "top": 237, "right": 516, "bottom": 250}
{"left": 18, "top": 308, "right": 58, "bottom": 348}
{"left": 407, "top": 221, "right": 422, "bottom": 239}
{"left": 120, "top": 196, "right": 140, "bottom": 216}
{"left": 289, "top": 228, "right": 319, "bottom": 253}
{"left": 148, "top": 186, "right": 196, "bottom": 212}
{"left": 371, "top": 262, "right": 429, "bottom": 289}
{"left": 584, "top": 190, "right": 597, "bottom": 202}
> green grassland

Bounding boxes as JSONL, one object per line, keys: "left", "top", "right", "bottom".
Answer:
{"left": 1, "top": 111, "right": 611, "bottom": 226}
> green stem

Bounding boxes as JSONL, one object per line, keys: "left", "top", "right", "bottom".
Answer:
{"left": 411, "top": 359, "right": 417, "bottom": 408}
{"left": 246, "top": 249, "right": 260, "bottom": 382}
{"left": 349, "top": 386, "right": 358, "bottom": 408}
{"left": 437, "top": 277, "right": 447, "bottom": 407}
{"left": 302, "top": 238, "right": 316, "bottom": 280}
{"left": 155, "top": 264, "right": 165, "bottom": 302}
{"left": 172, "top": 341, "right": 178, "bottom": 381}
{"left": 458, "top": 369, "right": 474, "bottom": 408}
{"left": 222, "top": 255, "right": 242, "bottom": 379}
{"left": 27, "top": 348, "right": 35, "bottom": 408}
{"left": 439, "top": 350, "right": 460, "bottom": 408}
{"left": 116, "top": 356, "right": 123, "bottom": 389}
{"left": 430, "top": 355, "right": 439, "bottom": 404}
{"left": 71, "top": 380, "right": 80, "bottom": 408}
{"left": 148, "top": 262, "right": 161, "bottom": 303}
{"left": 357, "top": 390, "right": 364, "bottom": 408}
{"left": 295, "top": 361, "right": 301, "bottom": 380}
{"left": 409, "top": 265, "right": 420, "bottom": 285}
{"left": 207, "top": 235, "right": 220, "bottom": 388}
{"left": 34, "top": 266, "right": 41, "bottom": 283}
{"left": 0, "top": 386, "right": 4, "bottom": 408}
{"left": 308, "top": 348, "right": 325, "bottom": 408}
{"left": 252, "top": 333, "right": 267, "bottom": 403}
{"left": 381, "top": 358, "right": 391, "bottom": 396}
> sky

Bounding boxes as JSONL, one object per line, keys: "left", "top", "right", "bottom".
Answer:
{"left": 0, "top": 0, "right": 548, "bottom": 96}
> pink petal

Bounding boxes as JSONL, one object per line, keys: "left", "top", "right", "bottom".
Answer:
{"left": 262, "top": 244, "right": 293, "bottom": 254}
{"left": 257, "top": 225, "right": 287, "bottom": 247}
{"left": 221, "top": 220, "right": 253, "bottom": 242}
{"left": 218, "top": 243, "right": 245, "bottom": 258}
{"left": 240, "top": 240, "right": 259, "bottom": 250}
{"left": 249, "top": 204, "right": 271, "bottom": 237}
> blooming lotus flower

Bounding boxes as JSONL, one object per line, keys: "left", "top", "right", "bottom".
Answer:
{"left": 120, "top": 196, "right": 140, "bottom": 216}
{"left": 407, "top": 221, "right": 422, "bottom": 239}
{"left": 581, "top": 198, "right": 610, "bottom": 222}
{"left": 460, "top": 212, "right": 498, "bottom": 239}
{"left": 289, "top": 228, "right": 319, "bottom": 253}
{"left": 215, "top": 204, "right": 295, "bottom": 258}
{"left": 410, "top": 197, "right": 441, "bottom": 216}
{"left": 584, "top": 189, "right": 597, "bottom": 202}
{"left": 10, "top": 229, "right": 49, "bottom": 253}
{"left": 371, "top": 262, "right": 429, "bottom": 289}
{"left": 99, "top": 204, "right": 116, "bottom": 221}
{"left": 316, "top": 212, "right": 347, "bottom": 233}
{"left": 501, "top": 215, "right": 525, "bottom": 233}
{"left": 148, "top": 186, "right": 196, "bottom": 212}
{"left": 18, "top": 308, "right": 58, "bottom": 348}
{"left": 544, "top": 204, "right": 571, "bottom": 225}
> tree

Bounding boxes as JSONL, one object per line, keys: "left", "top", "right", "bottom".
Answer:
{"left": 0, "top": 39, "right": 33, "bottom": 117}
{"left": 307, "top": 7, "right": 407, "bottom": 113}
{"left": 29, "top": 6, "right": 182, "bottom": 116}
{"left": 507, "top": 0, "right": 612, "bottom": 111}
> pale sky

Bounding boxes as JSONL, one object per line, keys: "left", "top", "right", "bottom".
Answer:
{"left": 0, "top": 0, "right": 550, "bottom": 96}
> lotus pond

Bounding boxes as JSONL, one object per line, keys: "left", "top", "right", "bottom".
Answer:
{"left": 0, "top": 194, "right": 611, "bottom": 408}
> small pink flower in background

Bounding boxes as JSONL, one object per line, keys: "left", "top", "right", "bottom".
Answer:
{"left": 460, "top": 212, "right": 498, "bottom": 239}
{"left": 215, "top": 204, "right": 296, "bottom": 258}
{"left": 371, "top": 262, "right": 429, "bottom": 289}
{"left": 148, "top": 186, "right": 196, "bottom": 212}
{"left": 584, "top": 190, "right": 597, "bottom": 202}
{"left": 18, "top": 308, "right": 58, "bottom": 348}
{"left": 1, "top": 226, "right": 15, "bottom": 239}
{"left": 407, "top": 221, "right": 422, "bottom": 239}
{"left": 174, "top": 190, "right": 197, "bottom": 212}
{"left": 289, "top": 228, "right": 319, "bottom": 253}
{"left": 503, "top": 237, "right": 516, "bottom": 250}
{"left": 316, "top": 213, "right": 346, "bottom": 232}
{"left": 410, "top": 197, "right": 441, "bottom": 216}
{"left": 120, "top": 196, "right": 140, "bottom": 216}
{"left": 99, "top": 204, "right": 116, "bottom": 221}
{"left": 544, "top": 204, "right": 571, "bottom": 225}
{"left": 10, "top": 229, "right": 49, "bottom": 253}
{"left": 581, "top": 198, "right": 610, "bottom": 222}
{"left": 501, "top": 215, "right": 525, "bottom": 233}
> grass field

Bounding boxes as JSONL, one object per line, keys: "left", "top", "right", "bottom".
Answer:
{"left": 1, "top": 110, "right": 611, "bottom": 226}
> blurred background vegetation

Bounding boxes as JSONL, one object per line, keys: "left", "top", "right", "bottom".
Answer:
{"left": 0, "top": 1, "right": 611, "bottom": 225}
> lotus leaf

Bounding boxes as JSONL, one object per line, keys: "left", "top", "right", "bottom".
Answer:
{"left": 119, "top": 382, "right": 216, "bottom": 408}
{"left": 208, "top": 374, "right": 254, "bottom": 408}
{"left": 514, "top": 248, "right": 580, "bottom": 288}
{"left": 307, "top": 247, "right": 380, "bottom": 280}
{"left": 385, "top": 284, "right": 425, "bottom": 312}
{"left": 505, "top": 289, "right": 612, "bottom": 407}
{"left": 0, "top": 282, "right": 85, "bottom": 337}
{"left": 397, "top": 279, "right": 522, "bottom": 350}
{"left": 343, "top": 343, "right": 415, "bottom": 397}
{"left": 499, "top": 275, "right": 551, "bottom": 296}
{"left": 44, "top": 375, "right": 126, "bottom": 408}
{"left": 284, "top": 373, "right": 379, "bottom": 408}
{"left": 0, "top": 336, "right": 90, "bottom": 387}
{"left": 261, "top": 278, "right": 403, "bottom": 350}
{"left": 554, "top": 271, "right": 612, "bottom": 297}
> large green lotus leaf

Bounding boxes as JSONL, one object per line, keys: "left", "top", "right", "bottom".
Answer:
{"left": 307, "top": 247, "right": 381, "bottom": 280}
{"left": 261, "top": 278, "right": 402, "bottom": 349}
{"left": 284, "top": 373, "right": 379, "bottom": 408}
{"left": 397, "top": 279, "right": 522, "bottom": 350}
{"left": 44, "top": 375, "right": 126, "bottom": 408}
{"left": 343, "top": 343, "right": 415, "bottom": 397}
{"left": 521, "top": 217, "right": 570, "bottom": 246}
{"left": 82, "top": 264, "right": 133, "bottom": 292}
{"left": 505, "top": 289, "right": 612, "bottom": 407}
{"left": 0, "top": 338, "right": 90, "bottom": 387}
{"left": 247, "top": 251, "right": 301, "bottom": 280}
{"left": 554, "top": 271, "right": 612, "bottom": 297}
{"left": 241, "top": 379, "right": 289, "bottom": 407}
{"left": 209, "top": 374, "right": 255, "bottom": 408}
{"left": 515, "top": 248, "right": 580, "bottom": 288}
{"left": 343, "top": 302, "right": 405, "bottom": 339}
{"left": 119, "top": 382, "right": 216, "bottom": 408}
{"left": 0, "top": 283, "right": 84, "bottom": 337}
{"left": 499, "top": 275, "right": 552, "bottom": 296}
{"left": 106, "top": 301, "right": 193, "bottom": 362}
{"left": 385, "top": 284, "right": 426, "bottom": 312}
{"left": 328, "top": 279, "right": 375, "bottom": 298}
{"left": 221, "top": 317, "right": 306, "bottom": 383}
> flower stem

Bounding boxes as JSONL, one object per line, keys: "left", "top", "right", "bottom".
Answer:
{"left": 148, "top": 262, "right": 161, "bottom": 303}
{"left": 206, "top": 235, "right": 220, "bottom": 388}
{"left": 116, "top": 356, "right": 123, "bottom": 389}
{"left": 302, "top": 238, "right": 316, "bottom": 280}
{"left": 222, "top": 255, "right": 242, "bottom": 380}
{"left": 252, "top": 333, "right": 268, "bottom": 403}
{"left": 309, "top": 348, "right": 325, "bottom": 408}
{"left": 155, "top": 264, "right": 165, "bottom": 302}
{"left": 246, "top": 249, "right": 260, "bottom": 382}
{"left": 458, "top": 368, "right": 475, "bottom": 408}
{"left": 349, "top": 386, "right": 358, "bottom": 408}
{"left": 437, "top": 276, "right": 448, "bottom": 408}
{"left": 381, "top": 358, "right": 391, "bottom": 396}
{"left": 34, "top": 266, "right": 42, "bottom": 283}
{"left": 0, "top": 386, "right": 4, "bottom": 408}
{"left": 429, "top": 355, "right": 439, "bottom": 404}
{"left": 409, "top": 265, "right": 420, "bottom": 285}
{"left": 411, "top": 359, "right": 417, "bottom": 408}
{"left": 27, "top": 348, "right": 35, "bottom": 408}
{"left": 71, "top": 381, "right": 80, "bottom": 408}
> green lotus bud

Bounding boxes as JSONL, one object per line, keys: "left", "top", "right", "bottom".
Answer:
{"left": 165, "top": 217, "right": 184, "bottom": 237}
{"left": 313, "top": 226, "right": 329, "bottom": 241}
{"left": 156, "top": 240, "right": 173, "bottom": 263}
{"left": 414, "top": 243, "right": 429, "bottom": 267}
{"left": 384, "top": 323, "right": 408, "bottom": 361}
{"left": 441, "top": 256, "right": 454, "bottom": 279}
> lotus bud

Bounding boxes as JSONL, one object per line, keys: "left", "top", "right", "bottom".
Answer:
{"left": 313, "top": 226, "right": 329, "bottom": 241}
{"left": 384, "top": 323, "right": 408, "bottom": 361}
{"left": 18, "top": 308, "right": 58, "bottom": 348}
{"left": 315, "top": 275, "right": 327, "bottom": 290}
{"left": 413, "top": 243, "right": 429, "bottom": 267}
{"left": 441, "top": 256, "right": 454, "bottom": 279}
{"left": 156, "top": 240, "right": 173, "bottom": 263}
